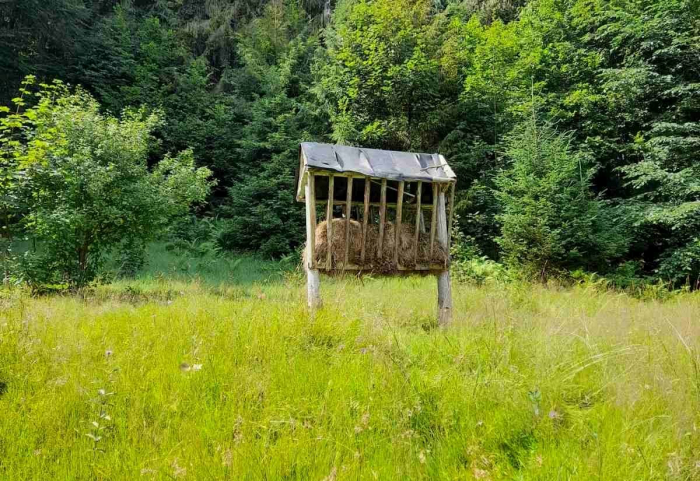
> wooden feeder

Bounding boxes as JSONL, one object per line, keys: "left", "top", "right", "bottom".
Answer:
{"left": 296, "top": 142, "right": 457, "bottom": 326}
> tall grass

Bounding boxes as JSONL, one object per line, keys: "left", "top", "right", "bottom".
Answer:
{"left": 1, "top": 263, "right": 700, "bottom": 479}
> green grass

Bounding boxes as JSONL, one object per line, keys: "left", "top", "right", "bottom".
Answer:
{"left": 110, "top": 242, "right": 287, "bottom": 286}
{"left": 2, "top": 253, "right": 700, "bottom": 479}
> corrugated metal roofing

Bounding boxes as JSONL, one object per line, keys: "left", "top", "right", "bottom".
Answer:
{"left": 300, "top": 142, "right": 455, "bottom": 183}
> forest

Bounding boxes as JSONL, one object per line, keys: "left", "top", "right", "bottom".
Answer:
{"left": 1, "top": 0, "right": 699, "bottom": 288}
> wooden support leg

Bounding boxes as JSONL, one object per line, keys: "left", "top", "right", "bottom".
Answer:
{"left": 437, "top": 270, "right": 452, "bottom": 327}
{"left": 307, "top": 267, "right": 321, "bottom": 310}
{"left": 436, "top": 186, "right": 452, "bottom": 326}
{"left": 305, "top": 175, "right": 321, "bottom": 309}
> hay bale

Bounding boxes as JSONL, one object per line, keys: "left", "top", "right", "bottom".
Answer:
{"left": 313, "top": 218, "right": 363, "bottom": 268}
{"left": 308, "top": 218, "right": 448, "bottom": 272}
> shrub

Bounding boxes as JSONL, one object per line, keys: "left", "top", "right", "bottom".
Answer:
{"left": 3, "top": 80, "right": 214, "bottom": 288}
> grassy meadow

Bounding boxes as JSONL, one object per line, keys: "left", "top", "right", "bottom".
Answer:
{"left": 1, "top": 248, "right": 700, "bottom": 480}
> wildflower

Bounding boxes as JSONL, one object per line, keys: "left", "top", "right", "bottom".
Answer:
{"left": 322, "top": 467, "right": 337, "bottom": 481}
{"left": 472, "top": 467, "right": 490, "bottom": 479}
{"left": 171, "top": 458, "right": 186, "bottom": 478}
{"left": 419, "top": 450, "right": 427, "bottom": 464}
{"left": 222, "top": 449, "right": 233, "bottom": 467}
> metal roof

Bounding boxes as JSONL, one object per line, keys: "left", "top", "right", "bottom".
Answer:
{"left": 299, "top": 142, "right": 456, "bottom": 183}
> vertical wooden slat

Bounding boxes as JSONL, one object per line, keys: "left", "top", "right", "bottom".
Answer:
{"left": 394, "top": 181, "right": 404, "bottom": 267}
{"left": 360, "top": 177, "right": 371, "bottom": 264}
{"left": 344, "top": 177, "right": 353, "bottom": 266}
{"left": 430, "top": 183, "right": 438, "bottom": 257}
{"left": 326, "top": 174, "right": 334, "bottom": 270}
{"left": 305, "top": 174, "right": 321, "bottom": 309}
{"left": 378, "top": 179, "right": 387, "bottom": 259}
{"left": 414, "top": 181, "right": 422, "bottom": 264}
{"left": 447, "top": 181, "right": 456, "bottom": 250}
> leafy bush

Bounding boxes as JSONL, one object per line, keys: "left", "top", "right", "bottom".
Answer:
{"left": 450, "top": 216, "right": 509, "bottom": 285}
{"left": 655, "top": 239, "right": 700, "bottom": 289}
{"left": 3, "top": 80, "right": 214, "bottom": 288}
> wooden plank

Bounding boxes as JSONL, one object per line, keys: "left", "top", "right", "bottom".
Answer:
{"left": 430, "top": 183, "right": 438, "bottom": 257}
{"left": 308, "top": 174, "right": 316, "bottom": 268}
{"left": 371, "top": 178, "right": 415, "bottom": 198}
{"left": 447, "top": 181, "right": 456, "bottom": 250}
{"left": 326, "top": 175, "right": 334, "bottom": 270}
{"left": 308, "top": 169, "right": 453, "bottom": 185}
{"left": 436, "top": 187, "right": 452, "bottom": 327}
{"left": 295, "top": 151, "right": 308, "bottom": 202}
{"left": 438, "top": 154, "right": 457, "bottom": 179}
{"left": 361, "top": 177, "right": 370, "bottom": 264}
{"left": 332, "top": 201, "right": 427, "bottom": 208}
{"left": 378, "top": 179, "right": 387, "bottom": 259}
{"left": 344, "top": 177, "right": 353, "bottom": 266}
{"left": 394, "top": 181, "right": 404, "bottom": 267}
{"left": 305, "top": 174, "right": 321, "bottom": 309}
{"left": 317, "top": 264, "right": 443, "bottom": 272}
{"left": 414, "top": 181, "right": 422, "bottom": 264}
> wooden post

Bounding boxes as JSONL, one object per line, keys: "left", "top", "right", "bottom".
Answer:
{"left": 429, "top": 183, "right": 438, "bottom": 257}
{"left": 414, "top": 181, "right": 422, "bottom": 264}
{"left": 448, "top": 182, "right": 456, "bottom": 250}
{"left": 305, "top": 174, "right": 321, "bottom": 309}
{"left": 361, "top": 177, "right": 370, "bottom": 264}
{"left": 436, "top": 185, "right": 452, "bottom": 327}
{"left": 394, "top": 181, "right": 404, "bottom": 267}
{"left": 378, "top": 179, "right": 387, "bottom": 259}
{"left": 344, "top": 177, "right": 353, "bottom": 267}
{"left": 326, "top": 175, "right": 334, "bottom": 270}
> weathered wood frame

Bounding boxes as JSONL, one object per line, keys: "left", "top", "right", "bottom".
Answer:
{"left": 298, "top": 153, "right": 456, "bottom": 326}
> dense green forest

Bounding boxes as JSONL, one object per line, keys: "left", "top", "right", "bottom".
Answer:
{"left": 1, "top": 0, "right": 699, "bottom": 287}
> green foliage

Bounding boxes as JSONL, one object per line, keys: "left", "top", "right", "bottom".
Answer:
{"left": 4, "top": 82, "right": 213, "bottom": 287}
{"left": 219, "top": 156, "right": 306, "bottom": 258}
{"left": 621, "top": 122, "right": 700, "bottom": 287}
{"left": 217, "top": 2, "right": 327, "bottom": 257}
{"left": 495, "top": 121, "right": 626, "bottom": 279}
{"left": 0, "top": 0, "right": 698, "bottom": 284}
{"left": 318, "top": 0, "right": 442, "bottom": 150}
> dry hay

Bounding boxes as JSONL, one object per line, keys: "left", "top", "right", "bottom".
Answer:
{"left": 307, "top": 218, "right": 448, "bottom": 273}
